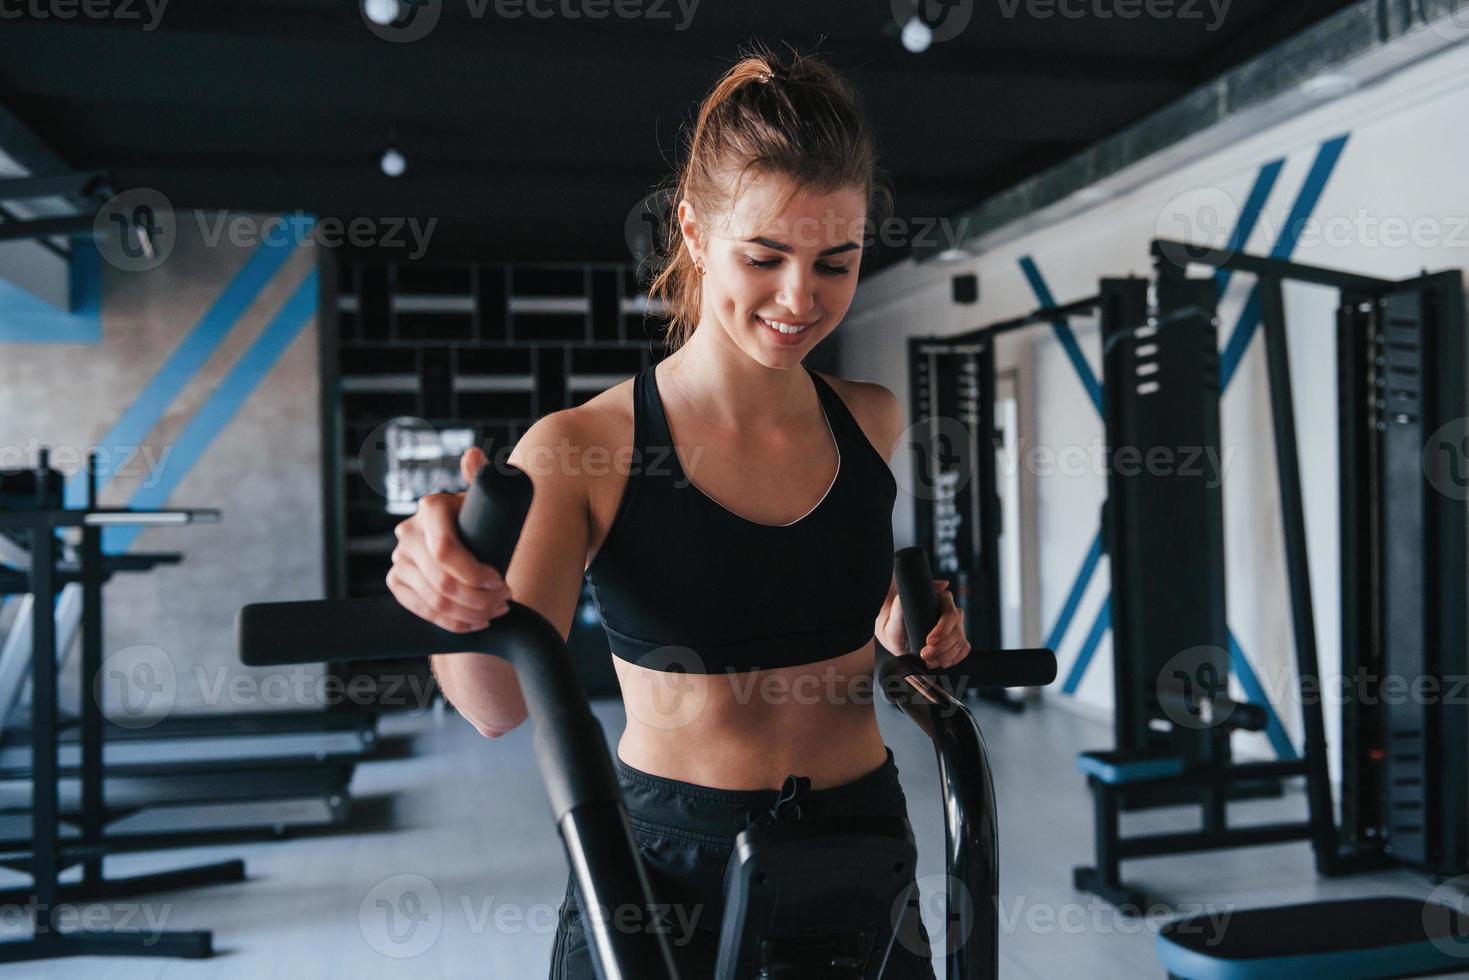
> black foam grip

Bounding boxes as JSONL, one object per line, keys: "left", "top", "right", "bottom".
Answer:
{"left": 964, "top": 649, "right": 1057, "bottom": 689}
{"left": 894, "top": 546, "right": 940, "bottom": 656}
{"left": 238, "top": 595, "right": 468, "bottom": 667}
{"left": 457, "top": 462, "right": 534, "bottom": 573}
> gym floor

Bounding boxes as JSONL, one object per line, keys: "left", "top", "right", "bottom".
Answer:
{"left": 0, "top": 697, "right": 1438, "bottom": 979}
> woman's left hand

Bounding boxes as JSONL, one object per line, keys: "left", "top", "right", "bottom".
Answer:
{"left": 876, "top": 578, "right": 972, "bottom": 670}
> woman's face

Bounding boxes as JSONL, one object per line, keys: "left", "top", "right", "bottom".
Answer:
{"left": 681, "top": 173, "right": 866, "bottom": 366}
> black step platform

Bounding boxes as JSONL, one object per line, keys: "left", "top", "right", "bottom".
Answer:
{"left": 1157, "top": 897, "right": 1469, "bottom": 979}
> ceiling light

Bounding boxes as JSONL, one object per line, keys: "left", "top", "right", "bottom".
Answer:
{"left": 363, "top": 0, "right": 400, "bottom": 26}
{"left": 381, "top": 146, "right": 407, "bottom": 178}
{"left": 901, "top": 16, "right": 933, "bottom": 53}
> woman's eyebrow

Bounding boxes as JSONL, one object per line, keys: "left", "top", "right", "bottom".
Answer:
{"left": 744, "top": 236, "right": 861, "bottom": 257}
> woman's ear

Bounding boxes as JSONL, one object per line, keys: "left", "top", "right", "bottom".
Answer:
{"left": 677, "top": 199, "right": 702, "bottom": 265}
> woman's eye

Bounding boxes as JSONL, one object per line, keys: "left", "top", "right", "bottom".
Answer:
{"left": 742, "top": 257, "right": 851, "bottom": 276}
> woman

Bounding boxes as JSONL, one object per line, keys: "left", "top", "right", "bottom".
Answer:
{"left": 387, "top": 44, "right": 971, "bottom": 979}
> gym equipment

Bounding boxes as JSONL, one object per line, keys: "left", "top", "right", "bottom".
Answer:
{"left": 1072, "top": 265, "right": 1346, "bottom": 910}
{"left": 0, "top": 760, "right": 353, "bottom": 850}
{"left": 907, "top": 275, "right": 1327, "bottom": 911}
{"left": 906, "top": 330, "right": 1034, "bottom": 713}
{"left": 1140, "top": 240, "right": 1469, "bottom": 978}
{"left": 0, "top": 451, "right": 233, "bottom": 961}
{"left": 0, "top": 452, "right": 376, "bottom": 844}
{"left": 238, "top": 461, "right": 1058, "bottom": 979}
{"left": 0, "top": 535, "right": 376, "bottom": 772}
{"left": 0, "top": 171, "right": 111, "bottom": 241}
{"left": 1157, "top": 897, "right": 1469, "bottom": 979}
{"left": 1335, "top": 265, "right": 1467, "bottom": 877}
{"left": 910, "top": 242, "right": 1469, "bottom": 978}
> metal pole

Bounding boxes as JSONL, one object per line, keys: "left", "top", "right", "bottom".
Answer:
{"left": 1258, "top": 276, "right": 1341, "bottom": 871}
{"left": 30, "top": 449, "right": 60, "bottom": 944}
{"left": 80, "top": 451, "right": 104, "bottom": 885}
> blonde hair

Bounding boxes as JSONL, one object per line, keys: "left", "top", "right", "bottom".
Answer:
{"left": 645, "top": 41, "right": 892, "bottom": 353}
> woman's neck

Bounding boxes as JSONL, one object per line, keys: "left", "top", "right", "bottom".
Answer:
{"left": 662, "top": 318, "right": 815, "bottom": 433}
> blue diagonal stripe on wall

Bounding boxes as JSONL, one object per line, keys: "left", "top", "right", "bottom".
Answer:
{"left": 105, "top": 268, "right": 319, "bottom": 554}
{"left": 1016, "top": 254, "right": 1107, "bottom": 667}
{"left": 1018, "top": 256, "right": 1103, "bottom": 415}
{"left": 1214, "top": 159, "right": 1284, "bottom": 299}
{"left": 1044, "top": 530, "right": 1103, "bottom": 654}
{"left": 1062, "top": 596, "right": 1111, "bottom": 696}
{"left": 64, "top": 236, "right": 301, "bottom": 507}
{"left": 1220, "top": 135, "right": 1349, "bottom": 389}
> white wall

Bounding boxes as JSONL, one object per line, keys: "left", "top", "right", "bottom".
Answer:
{"left": 844, "top": 39, "right": 1469, "bottom": 771}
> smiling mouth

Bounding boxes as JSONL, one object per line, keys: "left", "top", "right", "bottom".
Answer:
{"left": 756, "top": 315, "right": 819, "bottom": 336}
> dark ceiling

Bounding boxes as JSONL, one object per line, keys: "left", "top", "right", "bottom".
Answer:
{"left": 0, "top": 0, "right": 1360, "bottom": 270}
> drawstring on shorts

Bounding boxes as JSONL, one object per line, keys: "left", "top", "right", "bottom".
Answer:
{"left": 744, "top": 774, "right": 811, "bottom": 830}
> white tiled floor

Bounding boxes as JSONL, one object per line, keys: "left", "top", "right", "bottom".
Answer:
{"left": 0, "top": 695, "right": 1455, "bottom": 979}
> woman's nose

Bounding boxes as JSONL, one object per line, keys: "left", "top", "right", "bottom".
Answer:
{"left": 775, "top": 269, "right": 816, "bottom": 316}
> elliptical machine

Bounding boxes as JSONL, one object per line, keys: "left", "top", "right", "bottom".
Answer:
{"left": 237, "top": 462, "right": 1055, "bottom": 979}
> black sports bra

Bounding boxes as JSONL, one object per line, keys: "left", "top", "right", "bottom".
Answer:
{"left": 583, "top": 363, "right": 897, "bottom": 674}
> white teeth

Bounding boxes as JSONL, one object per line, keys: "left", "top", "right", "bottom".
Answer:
{"left": 759, "top": 317, "right": 812, "bottom": 335}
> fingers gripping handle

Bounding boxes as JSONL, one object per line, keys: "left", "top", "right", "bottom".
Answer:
{"left": 894, "top": 546, "right": 941, "bottom": 657}
{"left": 890, "top": 546, "right": 1058, "bottom": 690}
{"left": 457, "top": 462, "right": 534, "bottom": 571}
{"left": 237, "top": 464, "right": 535, "bottom": 669}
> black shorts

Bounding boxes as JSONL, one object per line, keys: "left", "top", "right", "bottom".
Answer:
{"left": 548, "top": 746, "right": 938, "bottom": 979}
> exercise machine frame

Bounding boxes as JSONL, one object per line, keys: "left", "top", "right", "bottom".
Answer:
{"left": 238, "top": 462, "right": 1058, "bottom": 980}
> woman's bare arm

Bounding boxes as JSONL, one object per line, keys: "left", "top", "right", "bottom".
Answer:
{"left": 388, "top": 409, "right": 593, "bottom": 737}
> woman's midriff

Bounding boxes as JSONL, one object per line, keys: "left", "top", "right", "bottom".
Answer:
{"left": 580, "top": 377, "right": 892, "bottom": 793}
{"left": 611, "top": 641, "right": 891, "bottom": 791}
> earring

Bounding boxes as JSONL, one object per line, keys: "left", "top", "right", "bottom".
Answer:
{"left": 695, "top": 260, "right": 706, "bottom": 276}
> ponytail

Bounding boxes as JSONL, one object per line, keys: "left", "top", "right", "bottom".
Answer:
{"left": 645, "top": 42, "right": 891, "bottom": 353}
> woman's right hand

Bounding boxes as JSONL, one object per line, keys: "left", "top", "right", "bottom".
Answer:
{"left": 386, "top": 446, "right": 514, "bottom": 633}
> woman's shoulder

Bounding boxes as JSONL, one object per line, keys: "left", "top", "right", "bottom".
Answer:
{"left": 559, "top": 376, "right": 636, "bottom": 461}
{"left": 811, "top": 372, "right": 903, "bottom": 464}
{"left": 508, "top": 378, "right": 633, "bottom": 474}
{"left": 507, "top": 381, "right": 634, "bottom": 520}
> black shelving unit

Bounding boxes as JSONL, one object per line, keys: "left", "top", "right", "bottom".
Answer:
{"left": 321, "top": 256, "right": 666, "bottom": 699}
